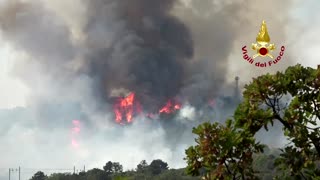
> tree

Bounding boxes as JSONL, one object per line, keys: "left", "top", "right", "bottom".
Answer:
{"left": 46, "top": 169, "right": 109, "bottom": 180}
{"left": 87, "top": 168, "right": 110, "bottom": 180}
{"left": 112, "top": 162, "right": 123, "bottom": 173}
{"left": 30, "top": 171, "right": 47, "bottom": 180}
{"left": 149, "top": 159, "right": 169, "bottom": 175}
{"left": 234, "top": 64, "right": 320, "bottom": 179}
{"left": 185, "top": 121, "right": 264, "bottom": 179}
{"left": 104, "top": 161, "right": 113, "bottom": 175}
{"left": 103, "top": 161, "right": 123, "bottom": 175}
{"left": 185, "top": 64, "right": 320, "bottom": 179}
{"left": 136, "top": 160, "right": 148, "bottom": 173}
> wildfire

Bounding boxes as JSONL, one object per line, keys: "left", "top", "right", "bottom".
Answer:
{"left": 113, "top": 92, "right": 182, "bottom": 124}
{"left": 114, "top": 92, "right": 141, "bottom": 124}
{"left": 159, "top": 100, "right": 181, "bottom": 114}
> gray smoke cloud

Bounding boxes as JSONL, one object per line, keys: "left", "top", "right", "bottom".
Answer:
{"left": 0, "top": 0, "right": 297, "bottom": 113}
{"left": 0, "top": 0, "right": 302, "bottom": 177}
{"left": 83, "top": 0, "right": 194, "bottom": 111}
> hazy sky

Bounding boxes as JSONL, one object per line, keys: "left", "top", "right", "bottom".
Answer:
{"left": 0, "top": 0, "right": 319, "bottom": 179}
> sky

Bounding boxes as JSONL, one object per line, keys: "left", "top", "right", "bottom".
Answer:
{"left": 0, "top": 0, "right": 319, "bottom": 179}
{"left": 0, "top": 43, "right": 29, "bottom": 108}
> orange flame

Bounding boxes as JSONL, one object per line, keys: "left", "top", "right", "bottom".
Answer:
{"left": 159, "top": 100, "right": 181, "bottom": 114}
{"left": 114, "top": 109, "right": 122, "bottom": 123}
{"left": 114, "top": 92, "right": 138, "bottom": 124}
{"left": 113, "top": 92, "right": 182, "bottom": 123}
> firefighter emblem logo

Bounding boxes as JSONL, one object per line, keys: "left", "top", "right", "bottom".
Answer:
{"left": 241, "top": 20, "right": 286, "bottom": 67}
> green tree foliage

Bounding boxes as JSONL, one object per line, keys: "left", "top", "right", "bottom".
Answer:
{"left": 235, "top": 64, "right": 320, "bottom": 179}
{"left": 185, "top": 64, "right": 320, "bottom": 179}
{"left": 38, "top": 159, "right": 200, "bottom": 180}
{"left": 154, "top": 168, "right": 200, "bottom": 180}
{"left": 149, "top": 159, "right": 169, "bottom": 175}
{"left": 136, "top": 160, "right": 148, "bottom": 173}
{"left": 30, "top": 171, "right": 47, "bottom": 180}
{"left": 103, "top": 161, "right": 123, "bottom": 175}
{"left": 104, "top": 161, "right": 114, "bottom": 175}
{"left": 46, "top": 169, "right": 110, "bottom": 180}
{"left": 87, "top": 168, "right": 111, "bottom": 180}
{"left": 46, "top": 173, "right": 66, "bottom": 180}
{"left": 185, "top": 121, "right": 264, "bottom": 179}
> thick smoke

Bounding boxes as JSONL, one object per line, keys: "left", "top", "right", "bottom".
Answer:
{"left": 0, "top": 0, "right": 301, "bottom": 175}
{"left": 0, "top": 0, "right": 296, "bottom": 112}
{"left": 0, "top": 0, "right": 245, "bottom": 111}
{"left": 83, "top": 0, "right": 195, "bottom": 111}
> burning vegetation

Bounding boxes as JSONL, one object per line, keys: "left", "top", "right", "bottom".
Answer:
{"left": 113, "top": 93, "right": 141, "bottom": 124}
{"left": 113, "top": 92, "right": 182, "bottom": 124}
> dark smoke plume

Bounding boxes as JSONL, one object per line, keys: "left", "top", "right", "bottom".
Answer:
{"left": 0, "top": 0, "right": 294, "bottom": 115}
{"left": 84, "top": 0, "right": 194, "bottom": 112}
{"left": 0, "top": 0, "right": 298, "bottom": 171}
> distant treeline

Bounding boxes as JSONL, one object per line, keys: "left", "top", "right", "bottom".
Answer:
{"left": 29, "top": 159, "right": 199, "bottom": 180}
{"left": 28, "top": 146, "right": 286, "bottom": 180}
